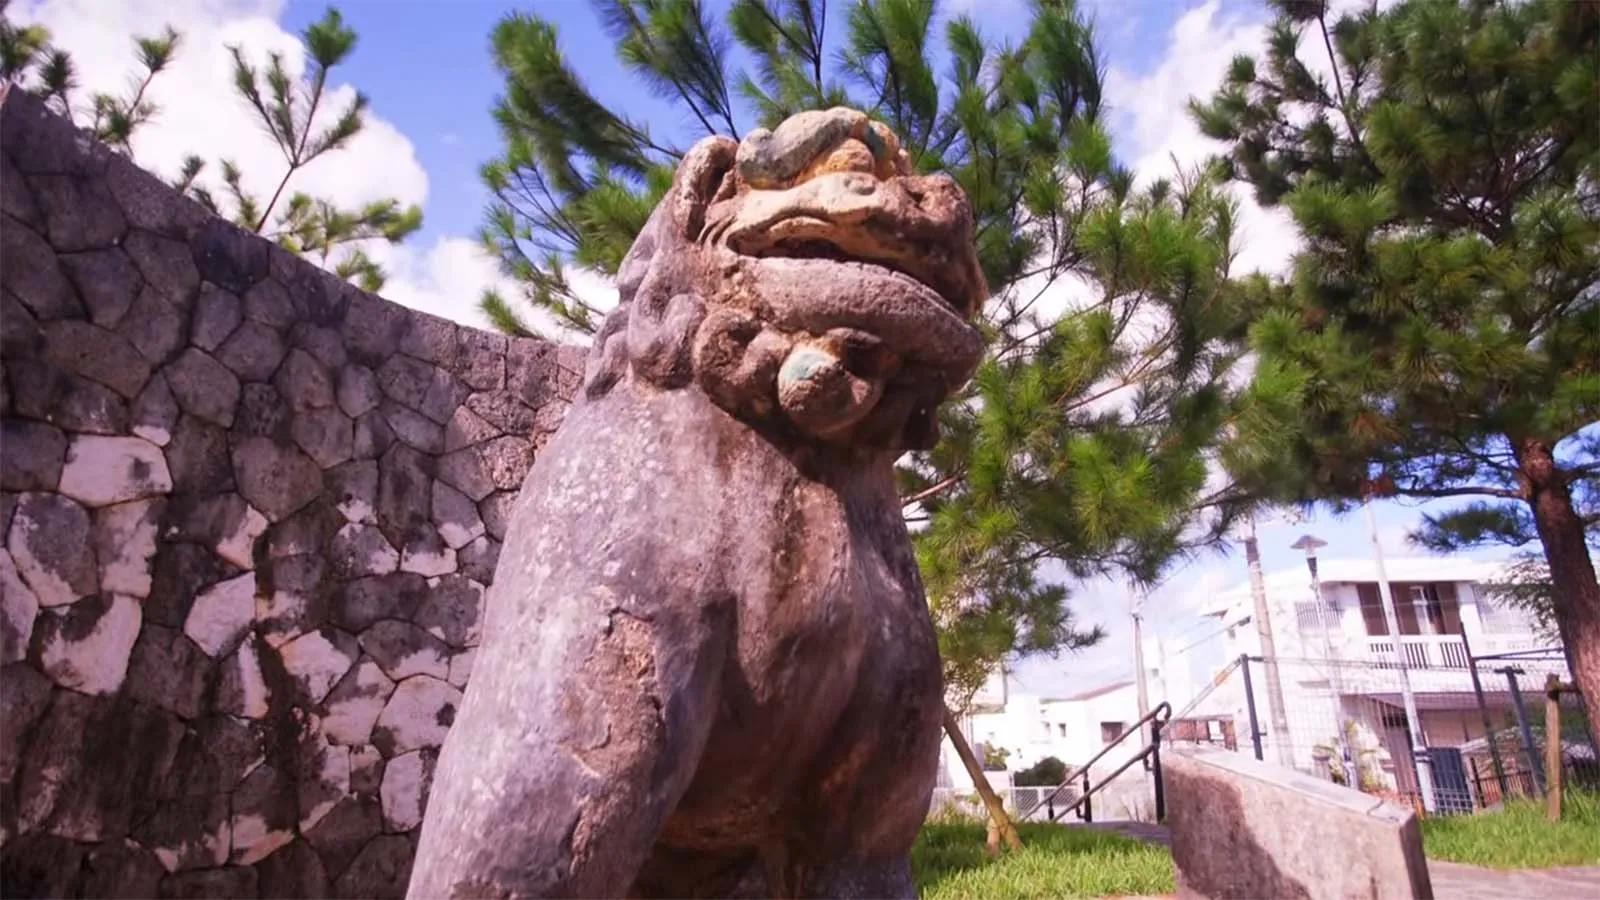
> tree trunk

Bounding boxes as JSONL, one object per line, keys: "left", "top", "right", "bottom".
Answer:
{"left": 1518, "top": 439, "right": 1600, "bottom": 753}
{"left": 941, "top": 707, "right": 1023, "bottom": 852}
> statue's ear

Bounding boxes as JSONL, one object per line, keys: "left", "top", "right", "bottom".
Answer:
{"left": 615, "top": 135, "right": 737, "bottom": 306}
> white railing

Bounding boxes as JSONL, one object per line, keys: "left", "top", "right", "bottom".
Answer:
{"left": 1362, "top": 635, "right": 1471, "bottom": 669}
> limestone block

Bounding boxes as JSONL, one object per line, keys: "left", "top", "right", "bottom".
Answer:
{"left": 352, "top": 408, "right": 396, "bottom": 460}
{"left": 479, "top": 435, "right": 534, "bottom": 491}
{"left": 256, "top": 553, "right": 326, "bottom": 648}
{"left": 323, "top": 658, "right": 396, "bottom": 746}
{"left": 330, "top": 459, "right": 378, "bottom": 524}
{"left": 230, "top": 435, "right": 322, "bottom": 522}
{"left": 291, "top": 404, "right": 354, "bottom": 468}
{"left": 229, "top": 762, "right": 296, "bottom": 865}
{"left": 0, "top": 419, "right": 66, "bottom": 492}
{"left": 244, "top": 277, "right": 296, "bottom": 330}
{"left": 31, "top": 171, "right": 127, "bottom": 252}
{"left": 298, "top": 726, "right": 352, "bottom": 834}
{"left": 464, "top": 389, "right": 537, "bottom": 435}
{"left": 292, "top": 322, "right": 349, "bottom": 369}
{"left": 191, "top": 283, "right": 243, "bottom": 351}
{"left": 124, "top": 229, "right": 200, "bottom": 309}
{"left": 280, "top": 627, "right": 359, "bottom": 704}
{"left": 163, "top": 415, "right": 234, "bottom": 494}
{"left": 7, "top": 492, "right": 97, "bottom": 607}
{"left": 400, "top": 314, "right": 458, "bottom": 369}
{"left": 337, "top": 363, "right": 383, "bottom": 418}
{"left": 41, "top": 320, "right": 151, "bottom": 398}
{"left": 164, "top": 348, "right": 240, "bottom": 428}
{"left": 123, "top": 623, "right": 210, "bottom": 720}
{"left": 275, "top": 348, "right": 335, "bottom": 410}
{"left": 58, "top": 434, "right": 172, "bottom": 507}
{"left": 430, "top": 480, "right": 485, "bottom": 549}
{"left": 380, "top": 748, "right": 437, "bottom": 833}
{"left": 34, "top": 594, "right": 142, "bottom": 694}
{"left": 372, "top": 675, "right": 460, "bottom": 756}
{"left": 350, "top": 744, "right": 385, "bottom": 796}
{"left": 335, "top": 834, "right": 416, "bottom": 899}
{"left": 335, "top": 572, "right": 427, "bottom": 633}
{"left": 8, "top": 363, "right": 129, "bottom": 435}
{"left": 458, "top": 535, "right": 499, "bottom": 584}
{"left": 446, "top": 648, "right": 474, "bottom": 689}
{"left": 436, "top": 447, "right": 494, "bottom": 503}
{"left": 415, "top": 575, "right": 484, "bottom": 648}
{"left": 159, "top": 868, "right": 258, "bottom": 898}
{"left": 120, "top": 286, "right": 187, "bottom": 365}
{"left": 381, "top": 399, "right": 444, "bottom": 454}
{"left": 256, "top": 839, "right": 330, "bottom": 899}
{"left": 400, "top": 531, "right": 456, "bottom": 578}
{"left": 94, "top": 498, "right": 162, "bottom": 597}
{"left": 330, "top": 523, "right": 400, "bottom": 580}
{"left": 57, "top": 247, "right": 141, "bottom": 327}
{"left": 183, "top": 571, "right": 256, "bottom": 657}
{"left": 455, "top": 328, "right": 506, "bottom": 391}
{"left": 131, "top": 372, "right": 179, "bottom": 446}
{"left": 1, "top": 550, "right": 40, "bottom": 665}
{"left": 215, "top": 319, "right": 289, "bottom": 382}
{"left": 478, "top": 491, "right": 517, "bottom": 541}
{"left": 442, "top": 404, "right": 500, "bottom": 453}
{"left": 0, "top": 663, "right": 52, "bottom": 783}
{"left": 236, "top": 381, "right": 290, "bottom": 438}
{"left": 305, "top": 796, "right": 383, "bottom": 882}
{"left": 1, "top": 214, "right": 82, "bottom": 320}
{"left": 359, "top": 620, "right": 451, "bottom": 682}
{"left": 215, "top": 634, "right": 270, "bottom": 719}
{"left": 1165, "top": 748, "right": 1433, "bottom": 900}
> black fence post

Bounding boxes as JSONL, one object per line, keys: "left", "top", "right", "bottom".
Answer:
{"left": 1504, "top": 668, "right": 1545, "bottom": 796}
{"left": 1461, "top": 627, "right": 1509, "bottom": 802}
{"left": 1151, "top": 717, "right": 1166, "bottom": 823}
{"left": 1240, "top": 654, "right": 1265, "bottom": 761}
{"left": 1082, "top": 770, "right": 1093, "bottom": 823}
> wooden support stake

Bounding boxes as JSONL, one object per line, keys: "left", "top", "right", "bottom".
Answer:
{"left": 1545, "top": 674, "right": 1562, "bottom": 822}
{"left": 942, "top": 706, "right": 1024, "bottom": 853}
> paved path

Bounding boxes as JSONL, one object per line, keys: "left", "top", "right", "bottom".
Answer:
{"left": 1079, "top": 821, "right": 1600, "bottom": 898}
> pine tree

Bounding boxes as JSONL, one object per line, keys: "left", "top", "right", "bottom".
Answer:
{"left": 1193, "top": 0, "right": 1599, "bottom": 738}
{"left": 0, "top": 3, "right": 422, "bottom": 291}
{"left": 479, "top": 0, "right": 1267, "bottom": 722}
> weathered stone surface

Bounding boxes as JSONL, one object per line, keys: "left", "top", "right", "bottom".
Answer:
{"left": 34, "top": 593, "right": 142, "bottom": 694}
{"left": 291, "top": 404, "right": 354, "bottom": 468}
{"left": 457, "top": 536, "right": 499, "bottom": 586}
{"left": 214, "top": 634, "right": 270, "bottom": 719}
{"left": 335, "top": 833, "right": 415, "bottom": 900}
{"left": 2, "top": 215, "right": 83, "bottom": 320}
{"left": 145, "top": 542, "right": 240, "bottom": 628}
{"left": 266, "top": 502, "right": 341, "bottom": 560}
{"left": 159, "top": 867, "right": 259, "bottom": 898}
{"left": 94, "top": 498, "right": 162, "bottom": 597}
{"left": 351, "top": 408, "right": 395, "bottom": 460}
{"left": 378, "top": 353, "right": 467, "bottom": 425}
{"left": 0, "top": 663, "right": 52, "bottom": 782}
{"left": 164, "top": 348, "right": 239, "bottom": 428}
{"left": 236, "top": 381, "right": 290, "bottom": 438}
{"left": 7, "top": 492, "right": 97, "bottom": 606}
{"left": 478, "top": 491, "right": 517, "bottom": 541}
{"left": 256, "top": 553, "right": 327, "bottom": 648}
{"left": 505, "top": 338, "right": 564, "bottom": 409}
{"left": 103, "top": 150, "right": 209, "bottom": 238}
{"left": 372, "top": 675, "right": 459, "bottom": 756}
{"left": 380, "top": 399, "right": 443, "bottom": 454}
{"left": 42, "top": 319, "right": 151, "bottom": 398}
{"left": 329, "top": 459, "right": 378, "bottom": 524}
{"left": 1, "top": 550, "right": 40, "bottom": 665}
{"left": 215, "top": 319, "right": 289, "bottom": 382}
{"left": 400, "top": 530, "right": 456, "bottom": 578}
{"left": 132, "top": 372, "right": 179, "bottom": 445}
{"left": 435, "top": 447, "right": 493, "bottom": 503}
{"left": 81, "top": 840, "right": 166, "bottom": 898}
{"left": 244, "top": 277, "right": 296, "bottom": 330}
{"left": 442, "top": 404, "right": 500, "bottom": 453}
{"left": 191, "top": 283, "right": 243, "bottom": 352}
{"left": 59, "top": 247, "right": 141, "bottom": 326}
{"left": 125, "top": 230, "right": 200, "bottom": 310}
{"left": 350, "top": 744, "right": 384, "bottom": 796}
{"left": 463, "top": 389, "right": 538, "bottom": 435}
{"left": 16, "top": 690, "right": 184, "bottom": 841}
{"left": 292, "top": 322, "right": 349, "bottom": 369}
{"left": 430, "top": 479, "right": 485, "bottom": 549}
{"left": 163, "top": 415, "right": 234, "bottom": 494}
{"left": 1165, "top": 748, "right": 1432, "bottom": 900}
{"left": 376, "top": 443, "right": 432, "bottom": 550}
{"left": 1, "top": 151, "right": 41, "bottom": 226}
{"left": 191, "top": 217, "right": 267, "bottom": 296}
{"left": 0, "top": 833, "right": 89, "bottom": 898}
{"left": 0, "top": 419, "right": 66, "bottom": 491}
{"left": 324, "top": 657, "right": 397, "bottom": 746}
{"left": 455, "top": 328, "right": 506, "bottom": 391}
{"left": 124, "top": 623, "right": 211, "bottom": 719}
{"left": 341, "top": 289, "right": 410, "bottom": 366}
{"left": 414, "top": 575, "right": 484, "bottom": 648}
{"left": 139, "top": 782, "right": 232, "bottom": 872}
{"left": 380, "top": 748, "right": 437, "bottom": 833}
{"left": 305, "top": 796, "right": 382, "bottom": 882}
{"left": 400, "top": 315, "right": 458, "bottom": 369}
{"left": 276, "top": 347, "right": 336, "bottom": 410}
{"left": 337, "top": 363, "right": 382, "bottom": 418}
{"left": 330, "top": 523, "right": 399, "bottom": 580}
{"left": 359, "top": 620, "right": 450, "bottom": 682}
{"left": 121, "top": 286, "right": 189, "bottom": 366}
{"left": 257, "top": 839, "right": 331, "bottom": 899}
{"left": 446, "top": 647, "right": 474, "bottom": 688}
{"left": 7, "top": 363, "right": 129, "bottom": 434}
{"left": 299, "top": 726, "right": 352, "bottom": 834}
{"left": 230, "top": 762, "right": 297, "bottom": 864}
{"left": 479, "top": 434, "right": 535, "bottom": 491}
{"left": 32, "top": 172, "right": 127, "bottom": 251}
{"left": 58, "top": 434, "right": 172, "bottom": 507}
{"left": 183, "top": 571, "right": 256, "bottom": 657}
{"left": 333, "top": 572, "right": 427, "bottom": 634}
{"left": 231, "top": 435, "right": 322, "bottom": 522}
{"left": 280, "top": 626, "right": 359, "bottom": 704}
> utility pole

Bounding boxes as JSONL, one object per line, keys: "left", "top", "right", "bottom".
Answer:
{"left": 1244, "top": 516, "right": 1294, "bottom": 767}
{"left": 1132, "top": 586, "right": 1151, "bottom": 745}
{"left": 1293, "top": 533, "right": 1356, "bottom": 786}
{"left": 1364, "top": 501, "right": 1437, "bottom": 813}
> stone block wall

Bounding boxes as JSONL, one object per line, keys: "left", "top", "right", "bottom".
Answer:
{"left": 0, "top": 87, "right": 581, "bottom": 897}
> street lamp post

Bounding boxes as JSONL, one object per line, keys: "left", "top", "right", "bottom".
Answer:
{"left": 1363, "top": 502, "right": 1437, "bottom": 813}
{"left": 1292, "top": 534, "right": 1357, "bottom": 787}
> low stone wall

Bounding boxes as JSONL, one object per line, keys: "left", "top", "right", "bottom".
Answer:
{"left": 0, "top": 87, "right": 581, "bottom": 897}
{"left": 1164, "top": 748, "right": 1433, "bottom": 900}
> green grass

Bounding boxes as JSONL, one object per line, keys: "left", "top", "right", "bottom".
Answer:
{"left": 913, "top": 823, "right": 1175, "bottom": 899}
{"left": 1421, "top": 789, "right": 1600, "bottom": 869}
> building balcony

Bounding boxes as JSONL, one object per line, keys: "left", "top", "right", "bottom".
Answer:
{"left": 1360, "top": 634, "right": 1471, "bottom": 669}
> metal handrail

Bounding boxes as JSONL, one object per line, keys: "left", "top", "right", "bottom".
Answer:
{"left": 1033, "top": 701, "right": 1173, "bottom": 823}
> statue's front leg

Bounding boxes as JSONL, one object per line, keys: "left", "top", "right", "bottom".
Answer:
{"left": 408, "top": 582, "right": 733, "bottom": 900}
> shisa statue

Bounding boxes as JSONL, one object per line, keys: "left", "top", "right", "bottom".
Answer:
{"left": 409, "top": 107, "right": 987, "bottom": 899}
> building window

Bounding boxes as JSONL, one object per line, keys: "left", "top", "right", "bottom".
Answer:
{"left": 1100, "top": 722, "right": 1125, "bottom": 744}
{"left": 1478, "top": 595, "right": 1530, "bottom": 634}
{"left": 1296, "top": 598, "right": 1340, "bottom": 632}
{"left": 1410, "top": 585, "right": 1445, "bottom": 635}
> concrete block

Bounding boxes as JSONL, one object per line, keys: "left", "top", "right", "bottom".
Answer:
{"left": 1166, "top": 748, "right": 1433, "bottom": 900}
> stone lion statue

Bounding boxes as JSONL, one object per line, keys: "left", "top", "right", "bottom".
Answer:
{"left": 408, "top": 108, "right": 987, "bottom": 899}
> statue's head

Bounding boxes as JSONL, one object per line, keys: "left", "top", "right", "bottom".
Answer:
{"left": 583, "top": 107, "right": 987, "bottom": 452}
